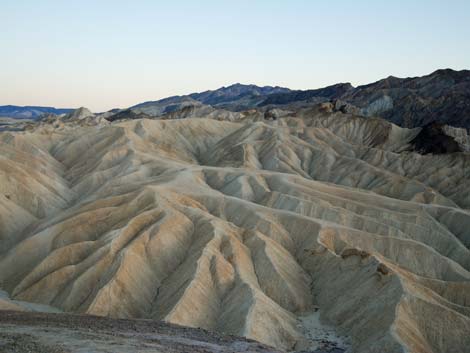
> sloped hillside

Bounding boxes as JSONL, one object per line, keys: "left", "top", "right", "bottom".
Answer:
{"left": 0, "top": 112, "right": 469, "bottom": 353}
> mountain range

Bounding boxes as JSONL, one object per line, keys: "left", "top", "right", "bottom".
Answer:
{"left": 111, "top": 68, "right": 470, "bottom": 129}
{"left": 2, "top": 68, "right": 470, "bottom": 129}
{"left": 0, "top": 105, "right": 74, "bottom": 119}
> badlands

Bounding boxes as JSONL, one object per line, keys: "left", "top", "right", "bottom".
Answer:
{"left": 1, "top": 72, "right": 470, "bottom": 353}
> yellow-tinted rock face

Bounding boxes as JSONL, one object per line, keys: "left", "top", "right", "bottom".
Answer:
{"left": 0, "top": 115, "right": 469, "bottom": 353}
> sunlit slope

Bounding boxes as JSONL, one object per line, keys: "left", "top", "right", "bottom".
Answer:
{"left": 1, "top": 116, "right": 469, "bottom": 353}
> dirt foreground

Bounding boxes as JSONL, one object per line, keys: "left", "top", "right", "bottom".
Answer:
{"left": 0, "top": 311, "right": 283, "bottom": 353}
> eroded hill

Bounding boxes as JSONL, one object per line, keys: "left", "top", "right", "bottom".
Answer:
{"left": 0, "top": 110, "right": 469, "bottom": 353}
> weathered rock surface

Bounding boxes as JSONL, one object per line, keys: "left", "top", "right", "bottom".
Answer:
{"left": 341, "top": 69, "right": 470, "bottom": 128}
{"left": 0, "top": 111, "right": 469, "bottom": 353}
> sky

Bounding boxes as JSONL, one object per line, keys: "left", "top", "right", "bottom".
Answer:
{"left": 1, "top": 0, "right": 469, "bottom": 112}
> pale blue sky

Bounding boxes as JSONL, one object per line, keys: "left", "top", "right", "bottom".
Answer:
{"left": 1, "top": 0, "right": 469, "bottom": 111}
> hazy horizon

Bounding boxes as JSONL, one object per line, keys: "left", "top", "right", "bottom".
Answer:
{"left": 2, "top": 0, "right": 469, "bottom": 111}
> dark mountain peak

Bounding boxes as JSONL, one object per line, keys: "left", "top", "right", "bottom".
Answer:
{"left": 188, "top": 83, "right": 291, "bottom": 108}
{"left": 432, "top": 68, "right": 455, "bottom": 75}
{"left": 430, "top": 68, "right": 468, "bottom": 76}
{"left": 132, "top": 95, "right": 197, "bottom": 109}
{"left": 354, "top": 69, "right": 470, "bottom": 93}
{"left": 329, "top": 82, "right": 355, "bottom": 93}
{"left": 226, "top": 82, "right": 248, "bottom": 88}
{"left": 259, "top": 82, "right": 354, "bottom": 107}
{"left": 209, "top": 82, "right": 290, "bottom": 93}
{"left": 426, "top": 68, "right": 470, "bottom": 83}
{"left": 223, "top": 82, "right": 289, "bottom": 90}
{"left": 355, "top": 75, "right": 405, "bottom": 91}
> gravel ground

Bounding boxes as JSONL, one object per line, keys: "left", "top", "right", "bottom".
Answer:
{"left": 0, "top": 311, "right": 283, "bottom": 353}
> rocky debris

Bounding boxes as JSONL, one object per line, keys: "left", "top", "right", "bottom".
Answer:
{"left": 0, "top": 311, "right": 281, "bottom": 353}
{"left": 296, "top": 311, "right": 350, "bottom": 353}
{"left": 0, "top": 333, "right": 70, "bottom": 353}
